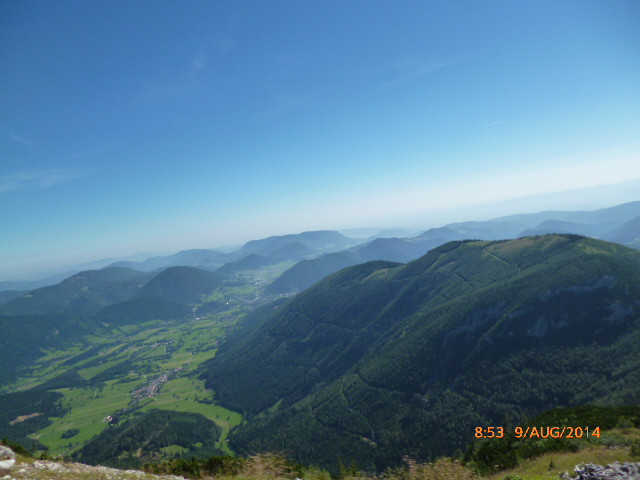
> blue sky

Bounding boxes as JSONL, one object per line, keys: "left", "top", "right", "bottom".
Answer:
{"left": 2, "top": 0, "right": 640, "bottom": 279}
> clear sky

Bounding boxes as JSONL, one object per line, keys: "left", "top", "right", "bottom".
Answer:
{"left": 2, "top": 0, "right": 640, "bottom": 279}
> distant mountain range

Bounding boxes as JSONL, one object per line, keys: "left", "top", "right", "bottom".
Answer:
{"left": 0, "top": 230, "right": 365, "bottom": 305}
{"left": 265, "top": 234, "right": 464, "bottom": 295}
{"left": 201, "top": 235, "right": 640, "bottom": 471}
{"left": 2, "top": 203, "right": 638, "bottom": 298}
{"left": 0, "top": 267, "right": 155, "bottom": 316}
{"left": 267, "top": 202, "right": 640, "bottom": 295}
{"left": 240, "top": 230, "right": 358, "bottom": 257}
{"left": 1, "top": 220, "right": 639, "bottom": 469}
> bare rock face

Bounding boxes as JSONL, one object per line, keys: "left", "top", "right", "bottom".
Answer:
{"left": 560, "top": 462, "right": 640, "bottom": 480}
{"left": 0, "top": 445, "right": 16, "bottom": 471}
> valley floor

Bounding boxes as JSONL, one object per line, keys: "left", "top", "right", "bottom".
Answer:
{"left": 2, "top": 308, "right": 248, "bottom": 459}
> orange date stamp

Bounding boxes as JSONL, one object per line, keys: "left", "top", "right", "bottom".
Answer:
{"left": 475, "top": 426, "right": 601, "bottom": 439}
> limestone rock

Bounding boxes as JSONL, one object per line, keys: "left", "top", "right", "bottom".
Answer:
{"left": 0, "top": 446, "right": 16, "bottom": 471}
{"left": 560, "top": 462, "right": 640, "bottom": 480}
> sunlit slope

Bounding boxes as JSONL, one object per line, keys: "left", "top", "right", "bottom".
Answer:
{"left": 201, "top": 235, "right": 640, "bottom": 471}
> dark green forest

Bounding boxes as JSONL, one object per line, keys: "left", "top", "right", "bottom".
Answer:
{"left": 73, "top": 409, "right": 223, "bottom": 469}
{"left": 201, "top": 235, "right": 640, "bottom": 472}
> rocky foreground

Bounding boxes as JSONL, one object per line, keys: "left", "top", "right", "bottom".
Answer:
{"left": 1, "top": 445, "right": 640, "bottom": 480}
{"left": 0, "top": 446, "right": 186, "bottom": 480}
{"left": 560, "top": 462, "right": 640, "bottom": 480}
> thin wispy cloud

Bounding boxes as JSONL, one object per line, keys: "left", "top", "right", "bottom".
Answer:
{"left": 10, "top": 134, "right": 34, "bottom": 148}
{"left": 384, "top": 56, "right": 457, "bottom": 87}
{"left": 189, "top": 53, "right": 207, "bottom": 76}
{"left": 137, "top": 53, "right": 209, "bottom": 104}
{"left": 0, "top": 169, "right": 86, "bottom": 193}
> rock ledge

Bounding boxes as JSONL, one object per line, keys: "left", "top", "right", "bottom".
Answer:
{"left": 560, "top": 462, "right": 640, "bottom": 480}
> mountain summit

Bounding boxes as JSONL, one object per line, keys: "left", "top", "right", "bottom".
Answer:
{"left": 201, "top": 235, "right": 640, "bottom": 471}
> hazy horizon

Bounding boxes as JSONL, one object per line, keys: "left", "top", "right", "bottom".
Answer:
{"left": 3, "top": 180, "right": 639, "bottom": 282}
{"left": 2, "top": 1, "right": 639, "bottom": 280}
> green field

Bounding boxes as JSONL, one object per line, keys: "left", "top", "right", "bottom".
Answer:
{"left": 5, "top": 311, "right": 245, "bottom": 459}
{"left": 138, "top": 377, "right": 242, "bottom": 453}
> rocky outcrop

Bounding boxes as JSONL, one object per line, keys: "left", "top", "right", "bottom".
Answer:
{"left": 0, "top": 445, "right": 187, "bottom": 480}
{"left": 0, "top": 446, "right": 16, "bottom": 472}
{"left": 560, "top": 462, "right": 640, "bottom": 480}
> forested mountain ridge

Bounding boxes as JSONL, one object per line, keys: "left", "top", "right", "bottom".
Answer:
{"left": 0, "top": 265, "right": 225, "bottom": 318}
{"left": 72, "top": 409, "right": 224, "bottom": 469}
{"left": 266, "top": 234, "right": 465, "bottom": 295}
{"left": 137, "top": 266, "right": 224, "bottom": 304}
{"left": 201, "top": 235, "right": 640, "bottom": 472}
{"left": 239, "top": 230, "right": 357, "bottom": 257}
{"left": 0, "top": 268, "right": 154, "bottom": 316}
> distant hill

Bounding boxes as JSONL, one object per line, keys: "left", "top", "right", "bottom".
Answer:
{"left": 338, "top": 227, "right": 421, "bottom": 239}
{"left": 240, "top": 230, "right": 358, "bottom": 257}
{"left": 518, "top": 219, "right": 610, "bottom": 238}
{"left": 266, "top": 232, "right": 465, "bottom": 295}
{"left": 267, "top": 241, "right": 315, "bottom": 262}
{"left": 0, "top": 268, "right": 153, "bottom": 316}
{"left": 216, "top": 253, "right": 272, "bottom": 275}
{"left": 202, "top": 235, "right": 640, "bottom": 471}
{"left": 0, "top": 290, "right": 27, "bottom": 305}
{"left": 265, "top": 251, "right": 360, "bottom": 295}
{"left": 356, "top": 237, "right": 430, "bottom": 262}
{"left": 446, "top": 201, "right": 640, "bottom": 242}
{"left": 602, "top": 215, "right": 640, "bottom": 247}
{"left": 0, "top": 273, "right": 75, "bottom": 293}
{"left": 106, "top": 248, "right": 233, "bottom": 272}
{"left": 138, "top": 266, "right": 224, "bottom": 304}
{"left": 440, "top": 220, "right": 526, "bottom": 239}
{"left": 491, "top": 200, "right": 640, "bottom": 227}
{"left": 216, "top": 242, "right": 316, "bottom": 275}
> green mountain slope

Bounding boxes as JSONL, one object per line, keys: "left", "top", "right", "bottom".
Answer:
{"left": 0, "top": 315, "right": 102, "bottom": 385}
{"left": 265, "top": 251, "right": 361, "bottom": 295}
{"left": 72, "top": 409, "right": 223, "bottom": 469}
{"left": 0, "top": 268, "right": 153, "bottom": 316}
{"left": 240, "top": 230, "right": 356, "bottom": 257}
{"left": 216, "top": 254, "right": 272, "bottom": 275}
{"left": 602, "top": 215, "right": 640, "bottom": 247}
{"left": 265, "top": 234, "right": 464, "bottom": 295}
{"left": 96, "top": 297, "right": 191, "bottom": 324}
{"left": 0, "top": 290, "right": 27, "bottom": 305}
{"left": 201, "top": 235, "right": 640, "bottom": 472}
{"left": 138, "top": 266, "right": 224, "bottom": 304}
{"left": 0, "top": 389, "right": 69, "bottom": 451}
{"left": 267, "top": 241, "right": 315, "bottom": 262}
